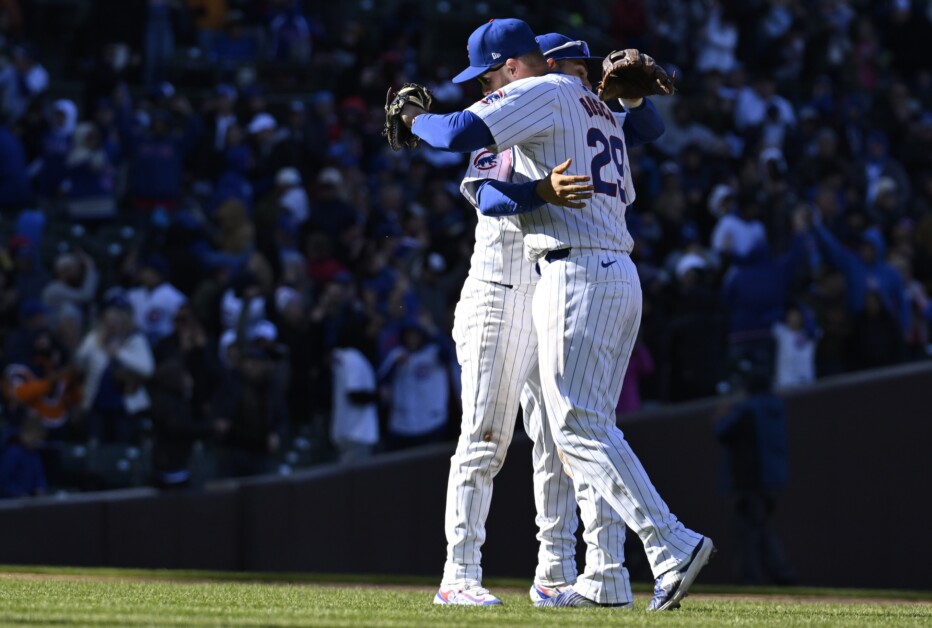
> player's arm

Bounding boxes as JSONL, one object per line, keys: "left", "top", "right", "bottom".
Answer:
{"left": 408, "top": 77, "right": 558, "bottom": 154}
{"left": 618, "top": 98, "right": 665, "bottom": 148}
{"left": 474, "top": 159, "right": 593, "bottom": 215}
{"left": 406, "top": 109, "right": 496, "bottom": 152}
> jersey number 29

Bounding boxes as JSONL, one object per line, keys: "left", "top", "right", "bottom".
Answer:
{"left": 587, "top": 128, "right": 627, "bottom": 203}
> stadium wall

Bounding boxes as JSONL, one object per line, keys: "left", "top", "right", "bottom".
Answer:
{"left": 0, "top": 363, "right": 929, "bottom": 590}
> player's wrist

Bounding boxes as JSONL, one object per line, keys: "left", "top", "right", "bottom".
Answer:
{"left": 620, "top": 97, "right": 644, "bottom": 109}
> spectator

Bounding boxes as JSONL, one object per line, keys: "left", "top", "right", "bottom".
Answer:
{"left": 74, "top": 290, "right": 155, "bottom": 443}
{"left": 695, "top": 2, "right": 739, "bottom": 75}
{"left": 274, "top": 100, "right": 316, "bottom": 173}
{"left": 722, "top": 235, "right": 807, "bottom": 377}
{"left": 35, "top": 99, "right": 77, "bottom": 202}
{"left": 0, "top": 44, "right": 48, "bottom": 123}
{"left": 331, "top": 329, "right": 379, "bottom": 462}
{"left": 667, "top": 253, "right": 725, "bottom": 401}
{"left": 209, "top": 10, "right": 257, "bottom": 70}
{"left": 847, "top": 288, "right": 907, "bottom": 370}
{"left": 62, "top": 122, "right": 118, "bottom": 220}
{"left": 308, "top": 167, "right": 359, "bottom": 250}
{"left": 0, "top": 115, "right": 31, "bottom": 210}
{"left": 2, "top": 328, "right": 81, "bottom": 434}
{"left": 714, "top": 369, "right": 796, "bottom": 586}
{"left": 117, "top": 86, "right": 202, "bottom": 212}
{"left": 711, "top": 191, "right": 768, "bottom": 260}
{"left": 42, "top": 251, "right": 97, "bottom": 321}
{"left": 212, "top": 345, "right": 287, "bottom": 477}
{"left": 148, "top": 356, "right": 225, "bottom": 489}
{"left": 3, "top": 298, "right": 49, "bottom": 368}
{"left": 378, "top": 320, "right": 449, "bottom": 450}
{"left": 771, "top": 304, "right": 818, "bottom": 390}
{"left": 811, "top": 222, "right": 909, "bottom": 336}
{"left": 0, "top": 414, "right": 48, "bottom": 498}
{"left": 267, "top": 0, "right": 312, "bottom": 63}
{"left": 127, "top": 254, "right": 187, "bottom": 345}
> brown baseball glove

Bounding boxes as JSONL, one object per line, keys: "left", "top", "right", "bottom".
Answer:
{"left": 596, "top": 49, "right": 676, "bottom": 101}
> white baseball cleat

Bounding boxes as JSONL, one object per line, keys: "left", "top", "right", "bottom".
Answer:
{"left": 434, "top": 583, "right": 503, "bottom": 606}
{"left": 528, "top": 580, "right": 572, "bottom": 602}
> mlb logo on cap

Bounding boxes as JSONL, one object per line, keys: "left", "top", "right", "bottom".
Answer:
{"left": 452, "top": 18, "right": 539, "bottom": 84}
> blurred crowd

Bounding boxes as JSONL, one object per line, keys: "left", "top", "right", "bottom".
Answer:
{"left": 0, "top": 0, "right": 930, "bottom": 496}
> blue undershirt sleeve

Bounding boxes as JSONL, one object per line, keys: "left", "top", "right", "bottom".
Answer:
{"left": 475, "top": 179, "right": 546, "bottom": 216}
{"left": 622, "top": 99, "right": 665, "bottom": 148}
{"left": 411, "top": 111, "right": 495, "bottom": 152}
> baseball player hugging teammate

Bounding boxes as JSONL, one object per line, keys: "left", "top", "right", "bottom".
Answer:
{"left": 384, "top": 19, "right": 713, "bottom": 610}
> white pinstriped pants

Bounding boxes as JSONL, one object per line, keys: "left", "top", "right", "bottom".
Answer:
{"left": 443, "top": 277, "right": 630, "bottom": 603}
{"left": 534, "top": 252, "right": 704, "bottom": 591}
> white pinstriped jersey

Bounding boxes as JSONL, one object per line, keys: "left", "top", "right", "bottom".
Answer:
{"left": 459, "top": 147, "right": 539, "bottom": 286}
{"left": 470, "top": 74, "right": 636, "bottom": 262}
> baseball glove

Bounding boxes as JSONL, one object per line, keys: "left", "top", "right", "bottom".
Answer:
{"left": 383, "top": 83, "right": 434, "bottom": 151}
{"left": 596, "top": 49, "right": 675, "bottom": 101}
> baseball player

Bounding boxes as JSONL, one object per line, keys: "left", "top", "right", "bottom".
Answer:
{"left": 401, "top": 19, "right": 714, "bottom": 610}
{"left": 434, "top": 28, "right": 676, "bottom": 608}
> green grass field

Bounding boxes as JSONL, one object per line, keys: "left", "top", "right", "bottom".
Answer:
{"left": 0, "top": 566, "right": 929, "bottom": 627}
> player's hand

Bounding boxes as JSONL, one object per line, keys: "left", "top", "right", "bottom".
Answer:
{"left": 536, "top": 159, "right": 594, "bottom": 209}
{"left": 400, "top": 102, "right": 426, "bottom": 128}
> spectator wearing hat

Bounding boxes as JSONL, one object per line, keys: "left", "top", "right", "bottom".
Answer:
{"left": 42, "top": 251, "right": 99, "bottom": 324}
{"left": 246, "top": 112, "right": 292, "bottom": 200}
{"left": 74, "top": 290, "right": 155, "bottom": 443}
{"left": 128, "top": 254, "right": 187, "bottom": 345}
{"left": 857, "top": 131, "right": 911, "bottom": 211}
{"left": 866, "top": 176, "right": 907, "bottom": 233}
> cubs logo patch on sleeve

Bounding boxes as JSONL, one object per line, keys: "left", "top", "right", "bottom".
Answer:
{"left": 473, "top": 150, "right": 498, "bottom": 170}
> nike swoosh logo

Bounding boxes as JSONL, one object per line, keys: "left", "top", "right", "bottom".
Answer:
{"left": 601, "top": 260, "right": 617, "bottom": 268}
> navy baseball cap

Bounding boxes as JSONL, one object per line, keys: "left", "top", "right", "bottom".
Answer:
{"left": 536, "top": 33, "right": 592, "bottom": 60}
{"left": 452, "top": 18, "right": 539, "bottom": 84}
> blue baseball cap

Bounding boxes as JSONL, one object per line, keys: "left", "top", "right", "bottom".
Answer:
{"left": 536, "top": 33, "right": 592, "bottom": 60}
{"left": 452, "top": 18, "right": 539, "bottom": 84}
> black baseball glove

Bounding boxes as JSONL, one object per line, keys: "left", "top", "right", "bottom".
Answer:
{"left": 596, "top": 49, "right": 675, "bottom": 101}
{"left": 382, "top": 83, "right": 434, "bottom": 151}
